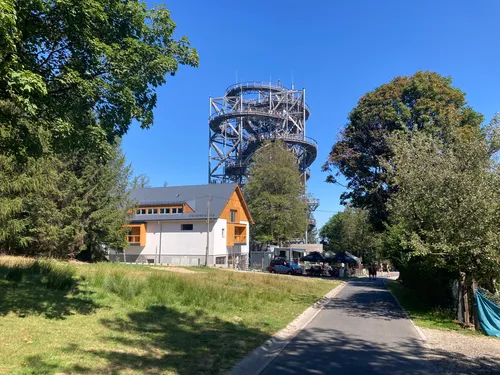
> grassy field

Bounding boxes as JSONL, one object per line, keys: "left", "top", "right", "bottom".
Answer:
{"left": 386, "top": 280, "right": 478, "bottom": 334}
{"left": 0, "top": 256, "right": 339, "bottom": 375}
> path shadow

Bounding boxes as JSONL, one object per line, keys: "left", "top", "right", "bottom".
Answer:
{"left": 261, "top": 327, "right": 500, "bottom": 375}
{"left": 322, "top": 278, "right": 407, "bottom": 320}
{"left": 78, "top": 305, "right": 270, "bottom": 374}
{"left": 0, "top": 273, "right": 99, "bottom": 320}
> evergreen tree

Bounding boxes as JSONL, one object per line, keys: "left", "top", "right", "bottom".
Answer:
{"left": 244, "top": 141, "right": 308, "bottom": 245}
{"left": 0, "top": 145, "right": 132, "bottom": 259}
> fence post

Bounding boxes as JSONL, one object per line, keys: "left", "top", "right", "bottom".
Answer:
{"left": 472, "top": 280, "right": 481, "bottom": 332}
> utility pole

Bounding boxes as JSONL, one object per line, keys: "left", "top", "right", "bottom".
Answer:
{"left": 205, "top": 195, "right": 211, "bottom": 266}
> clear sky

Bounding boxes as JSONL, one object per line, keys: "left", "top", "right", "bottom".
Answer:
{"left": 122, "top": 0, "right": 500, "bottom": 229}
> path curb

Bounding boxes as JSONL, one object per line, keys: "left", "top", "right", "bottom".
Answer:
{"left": 384, "top": 279, "right": 428, "bottom": 342}
{"left": 230, "top": 281, "right": 347, "bottom": 375}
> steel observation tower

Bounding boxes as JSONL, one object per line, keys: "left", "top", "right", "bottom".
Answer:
{"left": 208, "top": 81, "right": 319, "bottom": 237}
{"left": 208, "top": 81, "right": 318, "bottom": 186}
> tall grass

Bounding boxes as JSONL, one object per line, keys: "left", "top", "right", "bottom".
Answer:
{"left": 0, "top": 255, "right": 76, "bottom": 290}
{"left": 83, "top": 264, "right": 324, "bottom": 312}
{"left": 0, "top": 255, "right": 334, "bottom": 313}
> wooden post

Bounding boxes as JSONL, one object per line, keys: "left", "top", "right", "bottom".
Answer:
{"left": 460, "top": 273, "right": 471, "bottom": 327}
{"left": 472, "top": 280, "right": 481, "bottom": 332}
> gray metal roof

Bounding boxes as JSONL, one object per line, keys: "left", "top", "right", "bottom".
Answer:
{"left": 129, "top": 184, "right": 238, "bottom": 222}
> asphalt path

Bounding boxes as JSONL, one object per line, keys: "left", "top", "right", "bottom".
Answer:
{"left": 260, "top": 275, "right": 433, "bottom": 375}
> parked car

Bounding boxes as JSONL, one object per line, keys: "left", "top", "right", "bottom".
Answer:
{"left": 268, "top": 258, "right": 303, "bottom": 275}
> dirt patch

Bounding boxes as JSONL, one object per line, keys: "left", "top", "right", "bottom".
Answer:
{"left": 150, "top": 266, "right": 199, "bottom": 274}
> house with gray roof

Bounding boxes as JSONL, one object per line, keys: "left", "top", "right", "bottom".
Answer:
{"left": 108, "top": 184, "right": 253, "bottom": 268}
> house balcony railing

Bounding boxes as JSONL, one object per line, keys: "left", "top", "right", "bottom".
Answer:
{"left": 127, "top": 235, "right": 141, "bottom": 244}
{"left": 234, "top": 235, "right": 247, "bottom": 244}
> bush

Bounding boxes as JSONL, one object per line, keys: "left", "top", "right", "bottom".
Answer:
{"left": 399, "top": 256, "right": 456, "bottom": 308}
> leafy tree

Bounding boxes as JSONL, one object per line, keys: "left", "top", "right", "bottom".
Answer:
{"left": 0, "top": 1, "right": 196, "bottom": 258}
{"left": 323, "top": 71, "right": 483, "bottom": 230}
{"left": 320, "top": 207, "right": 378, "bottom": 263}
{"left": 385, "top": 126, "right": 500, "bottom": 296}
{"left": 307, "top": 225, "right": 318, "bottom": 244}
{"left": 0, "top": 0, "right": 199, "bottom": 159}
{"left": 244, "top": 141, "right": 308, "bottom": 245}
{"left": 131, "top": 174, "right": 151, "bottom": 189}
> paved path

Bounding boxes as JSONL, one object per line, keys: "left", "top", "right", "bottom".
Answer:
{"left": 261, "top": 276, "right": 432, "bottom": 375}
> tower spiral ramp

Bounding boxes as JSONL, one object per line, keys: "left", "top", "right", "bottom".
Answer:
{"left": 208, "top": 81, "right": 318, "bottom": 185}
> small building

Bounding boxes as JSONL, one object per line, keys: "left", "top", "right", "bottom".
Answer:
{"left": 109, "top": 184, "right": 253, "bottom": 268}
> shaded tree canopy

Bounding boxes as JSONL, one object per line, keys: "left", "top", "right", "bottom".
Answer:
{"left": 244, "top": 141, "right": 308, "bottom": 245}
{"left": 323, "top": 71, "right": 483, "bottom": 230}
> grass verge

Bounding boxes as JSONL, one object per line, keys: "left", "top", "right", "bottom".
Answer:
{"left": 386, "top": 280, "right": 479, "bottom": 334}
{"left": 0, "top": 256, "right": 339, "bottom": 375}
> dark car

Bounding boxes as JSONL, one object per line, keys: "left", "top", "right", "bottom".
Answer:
{"left": 268, "top": 258, "right": 303, "bottom": 275}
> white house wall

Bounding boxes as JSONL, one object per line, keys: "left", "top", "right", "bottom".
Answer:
{"left": 117, "top": 220, "right": 227, "bottom": 266}
{"left": 239, "top": 220, "right": 250, "bottom": 254}
{"left": 212, "top": 218, "right": 227, "bottom": 255}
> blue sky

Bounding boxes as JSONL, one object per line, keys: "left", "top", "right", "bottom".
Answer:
{"left": 122, "top": 0, "right": 500, "bottom": 229}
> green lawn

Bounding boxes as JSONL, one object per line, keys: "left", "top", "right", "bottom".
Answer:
{"left": 0, "top": 256, "right": 339, "bottom": 375}
{"left": 386, "top": 280, "right": 478, "bottom": 334}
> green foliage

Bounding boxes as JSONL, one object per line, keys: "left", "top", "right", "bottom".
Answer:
{"left": 385, "top": 126, "right": 500, "bottom": 290}
{"left": 0, "top": 1, "right": 197, "bottom": 259}
{"left": 0, "top": 0, "right": 199, "bottom": 158}
{"left": 307, "top": 225, "right": 319, "bottom": 244}
{"left": 320, "top": 207, "right": 379, "bottom": 263}
{"left": 130, "top": 173, "right": 151, "bottom": 189}
{"left": 386, "top": 280, "right": 469, "bottom": 332}
{"left": 323, "top": 71, "right": 483, "bottom": 229}
{"left": 0, "top": 145, "right": 132, "bottom": 259}
{"left": 244, "top": 141, "right": 308, "bottom": 244}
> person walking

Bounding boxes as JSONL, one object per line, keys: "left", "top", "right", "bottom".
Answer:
{"left": 368, "top": 263, "right": 377, "bottom": 280}
{"left": 386, "top": 263, "right": 391, "bottom": 277}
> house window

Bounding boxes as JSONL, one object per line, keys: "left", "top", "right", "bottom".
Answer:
{"left": 152, "top": 208, "right": 158, "bottom": 214}
{"left": 165, "top": 208, "right": 170, "bottom": 214}
{"left": 178, "top": 207, "right": 183, "bottom": 213}
{"left": 136, "top": 209, "right": 141, "bottom": 215}
{"left": 181, "top": 224, "right": 193, "bottom": 231}
{"left": 159, "top": 208, "right": 165, "bottom": 214}
{"left": 172, "top": 208, "right": 178, "bottom": 214}
{"left": 216, "top": 256, "right": 226, "bottom": 265}
{"left": 230, "top": 210, "right": 237, "bottom": 223}
{"left": 147, "top": 208, "right": 153, "bottom": 214}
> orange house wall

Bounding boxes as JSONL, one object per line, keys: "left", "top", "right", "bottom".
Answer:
{"left": 219, "top": 190, "right": 250, "bottom": 246}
